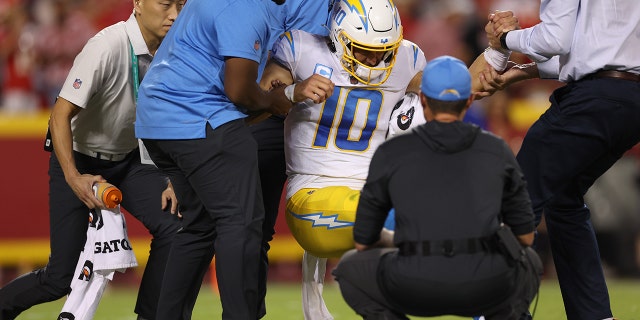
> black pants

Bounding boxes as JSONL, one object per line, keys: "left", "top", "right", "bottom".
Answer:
{"left": 516, "top": 77, "right": 640, "bottom": 320}
{"left": 143, "top": 119, "right": 264, "bottom": 320}
{"left": 333, "top": 248, "right": 542, "bottom": 320}
{"left": 249, "top": 115, "right": 287, "bottom": 318}
{"left": 0, "top": 150, "right": 181, "bottom": 320}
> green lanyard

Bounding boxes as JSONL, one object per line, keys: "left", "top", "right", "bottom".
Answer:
{"left": 129, "top": 42, "right": 139, "bottom": 99}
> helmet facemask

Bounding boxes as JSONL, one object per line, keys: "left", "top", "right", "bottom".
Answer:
{"left": 335, "top": 29, "right": 402, "bottom": 86}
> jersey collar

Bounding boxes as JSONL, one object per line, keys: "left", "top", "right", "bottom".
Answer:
{"left": 124, "top": 13, "right": 150, "bottom": 57}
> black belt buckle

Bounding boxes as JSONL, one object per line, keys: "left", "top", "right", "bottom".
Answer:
{"left": 400, "top": 242, "right": 416, "bottom": 256}
{"left": 442, "top": 239, "right": 455, "bottom": 257}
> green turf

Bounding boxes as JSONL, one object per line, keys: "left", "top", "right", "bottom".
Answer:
{"left": 15, "top": 279, "right": 640, "bottom": 319}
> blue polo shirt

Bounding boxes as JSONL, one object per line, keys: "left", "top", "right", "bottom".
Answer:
{"left": 260, "top": 0, "right": 331, "bottom": 79}
{"left": 135, "top": 0, "right": 273, "bottom": 139}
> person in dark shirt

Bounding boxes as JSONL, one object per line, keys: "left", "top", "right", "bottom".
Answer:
{"left": 332, "top": 56, "right": 542, "bottom": 320}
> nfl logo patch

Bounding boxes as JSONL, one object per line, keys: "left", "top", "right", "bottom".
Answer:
{"left": 73, "top": 78, "right": 82, "bottom": 89}
{"left": 254, "top": 40, "right": 260, "bottom": 50}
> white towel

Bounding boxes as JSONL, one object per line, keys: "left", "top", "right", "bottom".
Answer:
{"left": 59, "top": 206, "right": 138, "bottom": 320}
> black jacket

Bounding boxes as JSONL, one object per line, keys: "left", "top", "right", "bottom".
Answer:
{"left": 354, "top": 120, "right": 535, "bottom": 316}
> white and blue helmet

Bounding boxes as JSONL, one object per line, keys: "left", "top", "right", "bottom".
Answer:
{"left": 329, "top": 0, "right": 403, "bottom": 85}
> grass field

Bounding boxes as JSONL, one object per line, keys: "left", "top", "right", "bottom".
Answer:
{"left": 14, "top": 278, "right": 640, "bottom": 320}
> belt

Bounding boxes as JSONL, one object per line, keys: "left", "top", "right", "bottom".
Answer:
{"left": 398, "top": 236, "right": 497, "bottom": 257}
{"left": 584, "top": 70, "right": 640, "bottom": 82}
{"left": 75, "top": 146, "right": 130, "bottom": 162}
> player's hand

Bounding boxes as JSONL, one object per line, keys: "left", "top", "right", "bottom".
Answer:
{"left": 474, "top": 61, "right": 537, "bottom": 99}
{"left": 355, "top": 242, "right": 371, "bottom": 251}
{"left": 474, "top": 64, "right": 508, "bottom": 99}
{"left": 487, "top": 11, "right": 520, "bottom": 49}
{"left": 161, "top": 182, "right": 181, "bottom": 218}
{"left": 295, "top": 74, "right": 335, "bottom": 104}
{"left": 67, "top": 173, "right": 106, "bottom": 209}
{"left": 270, "top": 79, "right": 286, "bottom": 90}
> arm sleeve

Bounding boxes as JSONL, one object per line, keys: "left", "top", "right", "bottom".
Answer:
{"left": 407, "top": 41, "right": 427, "bottom": 75}
{"left": 58, "top": 38, "right": 110, "bottom": 109}
{"left": 284, "top": 0, "right": 331, "bottom": 36}
{"left": 506, "top": 0, "right": 579, "bottom": 62}
{"left": 271, "top": 31, "right": 297, "bottom": 74}
{"left": 353, "top": 147, "right": 393, "bottom": 245}
{"left": 216, "top": 7, "right": 268, "bottom": 63}
{"left": 536, "top": 56, "right": 561, "bottom": 79}
{"left": 500, "top": 141, "right": 536, "bottom": 236}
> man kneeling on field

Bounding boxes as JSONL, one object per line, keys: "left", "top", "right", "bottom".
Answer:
{"left": 332, "top": 56, "right": 542, "bottom": 320}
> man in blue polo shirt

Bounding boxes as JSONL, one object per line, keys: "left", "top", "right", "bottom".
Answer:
{"left": 135, "top": 0, "right": 334, "bottom": 318}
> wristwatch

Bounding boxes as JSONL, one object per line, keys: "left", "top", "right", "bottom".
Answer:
{"left": 500, "top": 31, "right": 510, "bottom": 50}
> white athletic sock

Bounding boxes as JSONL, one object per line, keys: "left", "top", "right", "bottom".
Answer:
{"left": 301, "top": 251, "right": 333, "bottom": 320}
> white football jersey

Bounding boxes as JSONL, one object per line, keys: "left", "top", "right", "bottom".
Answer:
{"left": 272, "top": 30, "right": 426, "bottom": 198}
{"left": 386, "top": 92, "right": 426, "bottom": 139}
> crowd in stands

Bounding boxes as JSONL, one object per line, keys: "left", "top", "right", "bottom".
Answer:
{"left": 0, "top": 0, "right": 130, "bottom": 113}
{"left": 0, "top": 0, "right": 550, "bottom": 149}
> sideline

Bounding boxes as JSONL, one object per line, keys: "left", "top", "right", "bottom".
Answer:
{"left": 0, "top": 110, "right": 50, "bottom": 138}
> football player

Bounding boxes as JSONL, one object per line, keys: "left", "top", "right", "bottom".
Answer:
{"left": 259, "top": 0, "right": 507, "bottom": 318}
{"left": 260, "top": 0, "right": 423, "bottom": 318}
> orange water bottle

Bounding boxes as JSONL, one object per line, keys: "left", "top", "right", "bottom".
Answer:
{"left": 93, "top": 182, "right": 123, "bottom": 209}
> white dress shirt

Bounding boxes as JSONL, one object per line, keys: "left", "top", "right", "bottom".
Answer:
{"left": 505, "top": 0, "right": 640, "bottom": 82}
